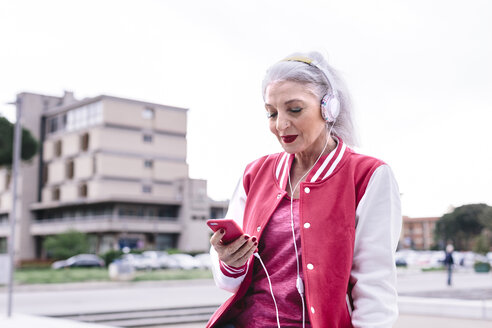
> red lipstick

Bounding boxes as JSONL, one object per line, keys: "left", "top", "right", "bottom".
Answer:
{"left": 281, "top": 135, "right": 297, "bottom": 143}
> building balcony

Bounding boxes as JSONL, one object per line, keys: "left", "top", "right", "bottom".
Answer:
{"left": 30, "top": 215, "right": 182, "bottom": 236}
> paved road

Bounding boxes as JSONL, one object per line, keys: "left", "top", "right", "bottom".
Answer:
{"left": 1, "top": 271, "right": 491, "bottom": 327}
{"left": 158, "top": 315, "right": 492, "bottom": 328}
{"left": 0, "top": 279, "right": 229, "bottom": 316}
{"left": 396, "top": 269, "right": 492, "bottom": 294}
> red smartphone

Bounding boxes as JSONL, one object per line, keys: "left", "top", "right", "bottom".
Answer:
{"left": 207, "top": 219, "right": 244, "bottom": 244}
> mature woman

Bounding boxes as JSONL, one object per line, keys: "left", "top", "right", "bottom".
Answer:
{"left": 207, "top": 52, "right": 401, "bottom": 328}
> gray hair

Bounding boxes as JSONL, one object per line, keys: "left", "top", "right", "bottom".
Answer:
{"left": 262, "top": 51, "right": 357, "bottom": 146}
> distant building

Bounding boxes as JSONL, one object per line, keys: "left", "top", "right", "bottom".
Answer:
{"left": 0, "top": 91, "right": 227, "bottom": 261}
{"left": 400, "top": 216, "right": 440, "bottom": 250}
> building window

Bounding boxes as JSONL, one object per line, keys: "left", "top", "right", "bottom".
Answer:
{"left": 0, "top": 237, "right": 7, "bottom": 253}
{"left": 78, "top": 183, "right": 88, "bottom": 198}
{"left": 80, "top": 132, "right": 90, "bottom": 151}
{"left": 156, "top": 234, "right": 178, "bottom": 250}
{"left": 143, "top": 134, "right": 153, "bottom": 143}
{"left": 48, "top": 116, "right": 58, "bottom": 134}
{"left": 93, "top": 156, "right": 97, "bottom": 174}
{"left": 66, "top": 159, "right": 74, "bottom": 179}
{"left": 61, "top": 114, "right": 67, "bottom": 130}
{"left": 54, "top": 140, "right": 62, "bottom": 157}
{"left": 142, "top": 107, "right": 155, "bottom": 119}
{"left": 142, "top": 185, "right": 152, "bottom": 193}
{"left": 66, "top": 102, "right": 102, "bottom": 132}
{"left": 144, "top": 159, "right": 153, "bottom": 168}
{"left": 52, "top": 187, "right": 60, "bottom": 201}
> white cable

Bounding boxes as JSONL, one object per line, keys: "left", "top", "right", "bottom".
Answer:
{"left": 287, "top": 125, "right": 335, "bottom": 328}
{"left": 254, "top": 253, "right": 281, "bottom": 328}
{"left": 253, "top": 126, "right": 336, "bottom": 328}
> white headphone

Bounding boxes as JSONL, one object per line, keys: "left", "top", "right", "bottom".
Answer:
{"left": 283, "top": 56, "right": 340, "bottom": 123}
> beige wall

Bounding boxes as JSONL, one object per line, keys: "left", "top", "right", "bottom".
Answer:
{"left": 154, "top": 160, "right": 188, "bottom": 180}
{"left": 42, "top": 153, "right": 187, "bottom": 202}
{"left": 44, "top": 131, "right": 90, "bottom": 161}
{"left": 89, "top": 180, "right": 176, "bottom": 201}
{"left": 74, "top": 155, "right": 93, "bottom": 179}
{"left": 47, "top": 161, "right": 65, "bottom": 184}
{"left": 155, "top": 108, "right": 187, "bottom": 135}
{"left": 96, "top": 154, "right": 150, "bottom": 180}
{"left": 43, "top": 139, "right": 54, "bottom": 161}
{"left": 30, "top": 219, "right": 182, "bottom": 236}
{"left": 96, "top": 153, "right": 188, "bottom": 181}
{"left": 0, "top": 169, "right": 9, "bottom": 193}
{"left": 62, "top": 134, "right": 80, "bottom": 157}
{"left": 0, "top": 172, "right": 23, "bottom": 212}
{"left": 102, "top": 98, "right": 186, "bottom": 135}
{"left": 0, "top": 193, "right": 11, "bottom": 212}
{"left": 92, "top": 127, "right": 186, "bottom": 160}
{"left": 41, "top": 188, "right": 50, "bottom": 203}
{"left": 60, "top": 184, "right": 78, "bottom": 202}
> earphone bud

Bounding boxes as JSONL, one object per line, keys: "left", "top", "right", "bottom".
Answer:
{"left": 321, "top": 94, "right": 340, "bottom": 123}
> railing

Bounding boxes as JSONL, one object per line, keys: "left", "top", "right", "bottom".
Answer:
{"left": 33, "top": 215, "right": 179, "bottom": 224}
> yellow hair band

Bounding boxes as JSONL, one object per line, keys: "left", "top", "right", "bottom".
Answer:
{"left": 282, "top": 56, "right": 313, "bottom": 65}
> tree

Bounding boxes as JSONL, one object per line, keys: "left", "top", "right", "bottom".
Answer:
{"left": 477, "top": 206, "right": 492, "bottom": 253}
{"left": 43, "top": 230, "right": 90, "bottom": 260}
{"left": 434, "top": 203, "right": 491, "bottom": 250}
{"left": 473, "top": 233, "right": 490, "bottom": 255}
{"left": 0, "top": 116, "right": 39, "bottom": 166}
{"left": 478, "top": 206, "right": 492, "bottom": 231}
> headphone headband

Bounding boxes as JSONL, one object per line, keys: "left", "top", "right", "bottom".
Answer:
{"left": 282, "top": 56, "right": 339, "bottom": 97}
{"left": 282, "top": 55, "right": 340, "bottom": 123}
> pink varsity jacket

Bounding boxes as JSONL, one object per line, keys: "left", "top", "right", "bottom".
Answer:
{"left": 208, "top": 139, "right": 401, "bottom": 328}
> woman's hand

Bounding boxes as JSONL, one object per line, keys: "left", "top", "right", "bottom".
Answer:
{"left": 210, "top": 229, "right": 258, "bottom": 268}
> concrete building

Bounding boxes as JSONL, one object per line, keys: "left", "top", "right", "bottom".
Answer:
{"left": 400, "top": 216, "right": 440, "bottom": 250}
{"left": 0, "top": 91, "right": 227, "bottom": 261}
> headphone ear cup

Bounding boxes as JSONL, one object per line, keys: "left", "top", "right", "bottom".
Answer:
{"left": 321, "top": 94, "right": 340, "bottom": 123}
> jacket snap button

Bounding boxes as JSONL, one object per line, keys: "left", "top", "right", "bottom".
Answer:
{"left": 304, "top": 187, "right": 310, "bottom": 194}
{"left": 307, "top": 263, "right": 314, "bottom": 270}
{"left": 304, "top": 222, "right": 311, "bottom": 228}
{"left": 311, "top": 306, "right": 315, "bottom": 314}
{"left": 277, "top": 193, "right": 282, "bottom": 199}
{"left": 257, "top": 226, "right": 261, "bottom": 232}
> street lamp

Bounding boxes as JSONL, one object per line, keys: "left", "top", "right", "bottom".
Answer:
{"left": 5, "top": 97, "right": 22, "bottom": 317}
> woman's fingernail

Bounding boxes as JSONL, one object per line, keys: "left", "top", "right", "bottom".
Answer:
{"left": 244, "top": 235, "right": 249, "bottom": 240}
{"left": 254, "top": 242, "right": 258, "bottom": 246}
{"left": 252, "top": 237, "right": 257, "bottom": 242}
{"left": 220, "top": 229, "right": 225, "bottom": 234}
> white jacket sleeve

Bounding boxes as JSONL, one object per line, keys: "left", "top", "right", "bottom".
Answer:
{"left": 210, "top": 176, "right": 248, "bottom": 293}
{"left": 350, "top": 164, "right": 402, "bottom": 328}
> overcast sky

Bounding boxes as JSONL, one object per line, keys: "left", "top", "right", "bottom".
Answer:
{"left": 1, "top": 0, "right": 491, "bottom": 217}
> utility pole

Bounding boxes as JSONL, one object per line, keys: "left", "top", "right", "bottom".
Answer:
{"left": 6, "top": 96, "right": 22, "bottom": 317}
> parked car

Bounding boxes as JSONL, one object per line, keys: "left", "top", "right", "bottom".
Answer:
{"left": 395, "top": 257, "right": 407, "bottom": 267}
{"left": 51, "top": 254, "right": 105, "bottom": 269}
{"left": 194, "top": 253, "right": 212, "bottom": 270}
{"left": 487, "top": 252, "right": 492, "bottom": 264}
{"left": 169, "top": 254, "right": 201, "bottom": 270}
{"left": 120, "top": 253, "right": 154, "bottom": 270}
{"left": 142, "top": 251, "right": 173, "bottom": 269}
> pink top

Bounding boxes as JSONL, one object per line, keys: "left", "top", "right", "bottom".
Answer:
{"left": 234, "top": 197, "right": 312, "bottom": 328}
